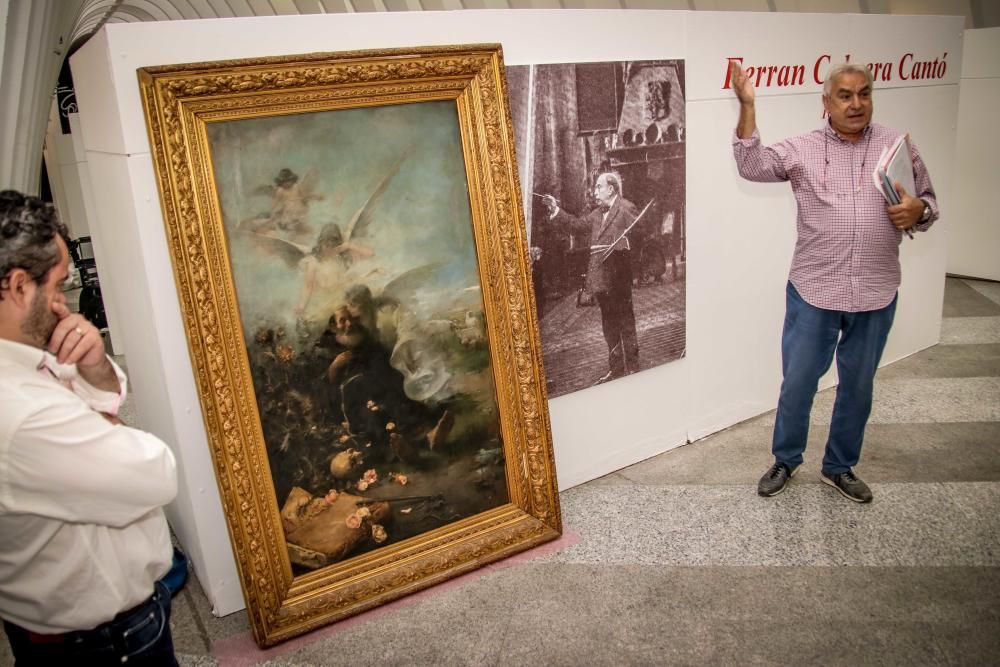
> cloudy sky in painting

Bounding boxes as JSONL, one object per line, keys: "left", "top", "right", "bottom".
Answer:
{"left": 207, "top": 100, "right": 482, "bottom": 337}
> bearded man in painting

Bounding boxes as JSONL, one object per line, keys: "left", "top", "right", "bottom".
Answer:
{"left": 322, "top": 305, "right": 452, "bottom": 462}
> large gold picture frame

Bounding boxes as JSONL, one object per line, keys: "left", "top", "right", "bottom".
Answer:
{"left": 138, "top": 44, "right": 561, "bottom": 647}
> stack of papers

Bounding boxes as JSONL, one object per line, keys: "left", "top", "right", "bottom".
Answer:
{"left": 872, "top": 134, "right": 915, "bottom": 238}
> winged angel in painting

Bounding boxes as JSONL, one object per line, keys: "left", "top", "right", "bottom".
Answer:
{"left": 210, "top": 103, "right": 508, "bottom": 572}
{"left": 239, "top": 167, "right": 324, "bottom": 244}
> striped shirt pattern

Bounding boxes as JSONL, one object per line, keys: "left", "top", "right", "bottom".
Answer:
{"left": 733, "top": 122, "right": 938, "bottom": 312}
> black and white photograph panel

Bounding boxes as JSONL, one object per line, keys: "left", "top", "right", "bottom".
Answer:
{"left": 508, "top": 59, "right": 686, "bottom": 398}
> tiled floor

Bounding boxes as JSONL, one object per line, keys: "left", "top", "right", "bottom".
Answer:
{"left": 2, "top": 276, "right": 998, "bottom": 666}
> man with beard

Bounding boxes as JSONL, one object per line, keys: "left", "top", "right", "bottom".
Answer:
{"left": 0, "top": 190, "right": 179, "bottom": 665}
{"left": 321, "top": 306, "right": 452, "bottom": 462}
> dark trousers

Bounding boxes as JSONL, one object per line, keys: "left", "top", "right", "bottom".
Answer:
{"left": 595, "top": 253, "right": 640, "bottom": 377}
{"left": 771, "top": 282, "right": 897, "bottom": 475}
{"left": 3, "top": 580, "right": 177, "bottom": 666}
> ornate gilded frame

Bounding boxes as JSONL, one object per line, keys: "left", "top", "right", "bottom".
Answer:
{"left": 138, "top": 44, "right": 560, "bottom": 647}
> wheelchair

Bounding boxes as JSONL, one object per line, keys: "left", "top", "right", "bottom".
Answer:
{"left": 67, "top": 236, "right": 108, "bottom": 330}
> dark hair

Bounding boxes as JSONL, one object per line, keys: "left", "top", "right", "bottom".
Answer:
{"left": 345, "top": 283, "right": 372, "bottom": 305}
{"left": 274, "top": 168, "right": 299, "bottom": 187}
{"left": 0, "top": 190, "right": 70, "bottom": 300}
{"left": 312, "top": 223, "right": 344, "bottom": 254}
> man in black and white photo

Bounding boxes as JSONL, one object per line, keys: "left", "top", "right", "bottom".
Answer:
{"left": 542, "top": 171, "right": 641, "bottom": 384}
{"left": 509, "top": 59, "right": 687, "bottom": 397}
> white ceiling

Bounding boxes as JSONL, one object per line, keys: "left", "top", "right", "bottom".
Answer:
{"left": 60, "top": 0, "right": 992, "bottom": 63}
{"left": 66, "top": 0, "right": 688, "bottom": 46}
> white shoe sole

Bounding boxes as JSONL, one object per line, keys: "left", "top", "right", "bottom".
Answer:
{"left": 758, "top": 465, "right": 798, "bottom": 497}
{"left": 821, "top": 474, "right": 872, "bottom": 503}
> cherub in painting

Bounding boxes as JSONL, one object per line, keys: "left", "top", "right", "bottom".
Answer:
{"left": 240, "top": 167, "right": 324, "bottom": 244}
{"left": 237, "top": 151, "right": 411, "bottom": 330}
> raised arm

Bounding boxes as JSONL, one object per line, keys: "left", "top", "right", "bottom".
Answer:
{"left": 731, "top": 61, "right": 757, "bottom": 139}
{"left": 730, "top": 61, "right": 790, "bottom": 183}
{"left": 295, "top": 255, "right": 318, "bottom": 317}
{"left": 541, "top": 195, "right": 591, "bottom": 237}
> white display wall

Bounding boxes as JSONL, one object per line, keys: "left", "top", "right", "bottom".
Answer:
{"left": 949, "top": 27, "right": 1000, "bottom": 280}
{"left": 71, "top": 9, "right": 963, "bottom": 616}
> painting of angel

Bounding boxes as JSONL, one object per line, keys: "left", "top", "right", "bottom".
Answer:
{"left": 238, "top": 167, "right": 325, "bottom": 245}
{"left": 206, "top": 101, "right": 509, "bottom": 572}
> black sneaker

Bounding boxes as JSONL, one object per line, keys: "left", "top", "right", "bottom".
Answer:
{"left": 757, "top": 462, "right": 798, "bottom": 497}
{"left": 821, "top": 469, "right": 873, "bottom": 503}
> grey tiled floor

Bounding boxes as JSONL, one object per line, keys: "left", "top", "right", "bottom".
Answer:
{"left": 2, "top": 276, "right": 998, "bottom": 666}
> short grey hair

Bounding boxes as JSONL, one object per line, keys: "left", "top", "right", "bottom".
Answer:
{"left": 0, "top": 190, "right": 69, "bottom": 300}
{"left": 823, "top": 63, "right": 874, "bottom": 98}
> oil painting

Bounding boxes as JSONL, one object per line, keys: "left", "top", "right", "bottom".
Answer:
{"left": 208, "top": 102, "right": 507, "bottom": 572}
{"left": 139, "top": 45, "right": 560, "bottom": 646}
{"left": 507, "top": 60, "right": 686, "bottom": 397}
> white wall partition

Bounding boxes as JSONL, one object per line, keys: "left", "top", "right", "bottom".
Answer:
{"left": 70, "top": 9, "right": 962, "bottom": 615}
{"left": 949, "top": 26, "right": 1000, "bottom": 280}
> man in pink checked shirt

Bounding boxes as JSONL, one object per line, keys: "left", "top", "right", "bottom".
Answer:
{"left": 730, "top": 62, "right": 939, "bottom": 503}
{"left": 0, "top": 190, "right": 179, "bottom": 665}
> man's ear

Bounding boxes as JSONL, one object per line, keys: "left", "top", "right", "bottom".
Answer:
{"left": 1, "top": 269, "right": 34, "bottom": 308}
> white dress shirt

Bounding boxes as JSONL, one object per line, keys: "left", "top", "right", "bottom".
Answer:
{"left": 0, "top": 338, "right": 177, "bottom": 633}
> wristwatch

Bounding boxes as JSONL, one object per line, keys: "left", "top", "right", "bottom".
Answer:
{"left": 918, "top": 198, "right": 932, "bottom": 224}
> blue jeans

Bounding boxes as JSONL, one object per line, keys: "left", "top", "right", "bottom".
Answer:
{"left": 772, "top": 282, "right": 896, "bottom": 475}
{"left": 3, "top": 580, "right": 177, "bottom": 666}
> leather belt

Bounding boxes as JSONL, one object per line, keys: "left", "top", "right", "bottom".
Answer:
{"left": 14, "top": 588, "right": 160, "bottom": 645}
